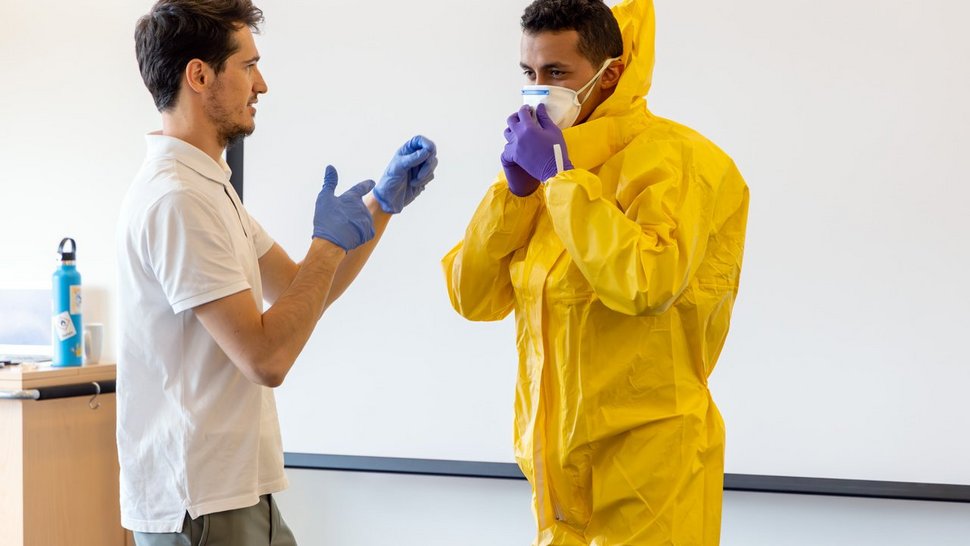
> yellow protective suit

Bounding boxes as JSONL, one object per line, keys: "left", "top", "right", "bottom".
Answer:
{"left": 442, "top": 0, "right": 749, "bottom": 543}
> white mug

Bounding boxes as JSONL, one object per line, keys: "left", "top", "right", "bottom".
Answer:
{"left": 83, "top": 323, "right": 103, "bottom": 365}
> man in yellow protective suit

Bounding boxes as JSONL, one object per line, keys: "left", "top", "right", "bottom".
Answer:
{"left": 442, "top": 0, "right": 749, "bottom": 544}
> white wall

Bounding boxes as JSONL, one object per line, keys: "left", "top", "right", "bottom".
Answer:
{"left": 721, "top": 491, "right": 970, "bottom": 546}
{"left": 0, "top": 0, "right": 161, "bottom": 360}
{"left": 277, "top": 470, "right": 535, "bottom": 545}
{"left": 276, "top": 469, "right": 970, "bottom": 546}
{"left": 243, "top": 0, "right": 970, "bottom": 487}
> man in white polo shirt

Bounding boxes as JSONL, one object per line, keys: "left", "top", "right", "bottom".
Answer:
{"left": 117, "top": 1, "right": 438, "bottom": 544}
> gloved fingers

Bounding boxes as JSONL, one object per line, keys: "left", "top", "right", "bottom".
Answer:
{"left": 503, "top": 126, "right": 514, "bottom": 143}
{"left": 534, "top": 103, "right": 557, "bottom": 131}
{"left": 399, "top": 135, "right": 436, "bottom": 157}
{"left": 397, "top": 147, "right": 433, "bottom": 170}
{"left": 412, "top": 156, "right": 438, "bottom": 184}
{"left": 413, "top": 135, "right": 436, "bottom": 156}
{"left": 517, "top": 104, "right": 538, "bottom": 127}
{"left": 321, "top": 165, "right": 339, "bottom": 193}
{"left": 342, "top": 179, "right": 376, "bottom": 199}
{"left": 500, "top": 143, "right": 516, "bottom": 166}
{"left": 506, "top": 110, "right": 521, "bottom": 129}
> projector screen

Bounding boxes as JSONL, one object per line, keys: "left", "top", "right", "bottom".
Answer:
{"left": 243, "top": 0, "right": 970, "bottom": 486}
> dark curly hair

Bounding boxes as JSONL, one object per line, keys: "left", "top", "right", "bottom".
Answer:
{"left": 135, "top": 0, "right": 264, "bottom": 112}
{"left": 521, "top": 0, "right": 623, "bottom": 66}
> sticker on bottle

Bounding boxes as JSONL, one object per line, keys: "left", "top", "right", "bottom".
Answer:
{"left": 70, "top": 285, "right": 82, "bottom": 315}
{"left": 54, "top": 312, "right": 77, "bottom": 341}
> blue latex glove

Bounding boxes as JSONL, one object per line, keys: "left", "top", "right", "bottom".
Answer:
{"left": 373, "top": 135, "right": 438, "bottom": 214}
{"left": 501, "top": 111, "right": 541, "bottom": 196}
{"left": 505, "top": 103, "right": 573, "bottom": 182}
{"left": 312, "top": 165, "right": 376, "bottom": 251}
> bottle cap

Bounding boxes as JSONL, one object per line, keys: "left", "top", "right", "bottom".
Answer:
{"left": 58, "top": 238, "right": 77, "bottom": 262}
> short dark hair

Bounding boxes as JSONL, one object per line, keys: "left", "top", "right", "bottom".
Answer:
{"left": 521, "top": 0, "right": 623, "bottom": 66}
{"left": 135, "top": 0, "right": 264, "bottom": 112}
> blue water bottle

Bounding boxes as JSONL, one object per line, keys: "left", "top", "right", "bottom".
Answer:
{"left": 52, "top": 238, "right": 83, "bottom": 367}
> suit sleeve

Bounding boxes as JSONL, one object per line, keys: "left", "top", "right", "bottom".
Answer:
{"left": 442, "top": 178, "right": 544, "bottom": 321}
{"left": 543, "top": 141, "right": 715, "bottom": 316}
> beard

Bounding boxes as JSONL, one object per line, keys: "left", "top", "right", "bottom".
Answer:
{"left": 204, "top": 81, "right": 255, "bottom": 149}
{"left": 225, "top": 130, "right": 249, "bottom": 151}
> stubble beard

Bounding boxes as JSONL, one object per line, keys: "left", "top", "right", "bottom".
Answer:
{"left": 205, "top": 80, "right": 255, "bottom": 149}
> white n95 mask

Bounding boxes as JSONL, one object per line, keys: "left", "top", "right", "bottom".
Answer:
{"left": 521, "top": 57, "right": 619, "bottom": 129}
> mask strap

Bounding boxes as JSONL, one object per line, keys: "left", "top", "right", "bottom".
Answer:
{"left": 577, "top": 57, "right": 621, "bottom": 104}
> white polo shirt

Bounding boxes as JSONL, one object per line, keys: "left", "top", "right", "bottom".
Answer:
{"left": 116, "top": 134, "right": 287, "bottom": 533}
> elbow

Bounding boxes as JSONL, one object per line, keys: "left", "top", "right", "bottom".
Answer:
{"left": 258, "top": 353, "right": 293, "bottom": 388}
{"left": 449, "top": 292, "right": 513, "bottom": 322}
{"left": 594, "top": 263, "right": 690, "bottom": 316}
{"left": 237, "top": 352, "right": 290, "bottom": 388}
{"left": 600, "top": 288, "right": 679, "bottom": 317}
{"left": 641, "top": 294, "right": 677, "bottom": 316}
{"left": 443, "top": 253, "right": 515, "bottom": 322}
{"left": 255, "top": 369, "right": 285, "bottom": 388}
{"left": 446, "top": 280, "right": 512, "bottom": 322}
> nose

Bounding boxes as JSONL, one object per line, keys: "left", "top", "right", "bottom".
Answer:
{"left": 535, "top": 75, "right": 554, "bottom": 86}
{"left": 254, "top": 66, "right": 268, "bottom": 95}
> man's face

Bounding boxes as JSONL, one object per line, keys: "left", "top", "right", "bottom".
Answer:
{"left": 520, "top": 30, "right": 602, "bottom": 126}
{"left": 204, "top": 26, "right": 268, "bottom": 147}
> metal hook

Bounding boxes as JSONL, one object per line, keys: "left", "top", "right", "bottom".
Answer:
{"left": 89, "top": 381, "right": 101, "bottom": 410}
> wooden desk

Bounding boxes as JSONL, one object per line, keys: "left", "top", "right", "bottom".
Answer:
{"left": 0, "top": 363, "right": 128, "bottom": 546}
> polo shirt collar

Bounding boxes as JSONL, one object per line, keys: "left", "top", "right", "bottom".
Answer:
{"left": 145, "top": 132, "right": 232, "bottom": 185}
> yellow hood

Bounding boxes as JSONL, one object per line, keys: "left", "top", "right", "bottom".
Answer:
{"left": 591, "top": 0, "right": 655, "bottom": 120}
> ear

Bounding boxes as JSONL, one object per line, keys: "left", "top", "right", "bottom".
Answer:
{"left": 600, "top": 61, "right": 624, "bottom": 90}
{"left": 183, "top": 59, "right": 211, "bottom": 94}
